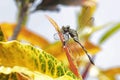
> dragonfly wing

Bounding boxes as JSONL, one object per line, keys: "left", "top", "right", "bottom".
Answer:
{"left": 63, "top": 33, "right": 69, "bottom": 41}
{"left": 66, "top": 41, "right": 84, "bottom": 67}
{"left": 53, "top": 33, "right": 60, "bottom": 40}
{"left": 53, "top": 33, "right": 69, "bottom": 41}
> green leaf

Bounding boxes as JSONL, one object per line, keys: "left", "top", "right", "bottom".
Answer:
{"left": 99, "top": 23, "right": 120, "bottom": 44}
{"left": 0, "top": 40, "right": 81, "bottom": 80}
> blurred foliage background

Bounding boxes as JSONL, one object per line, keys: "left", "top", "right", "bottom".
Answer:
{"left": 0, "top": 0, "right": 120, "bottom": 80}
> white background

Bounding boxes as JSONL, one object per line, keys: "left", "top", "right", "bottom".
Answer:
{"left": 0, "top": 0, "right": 120, "bottom": 77}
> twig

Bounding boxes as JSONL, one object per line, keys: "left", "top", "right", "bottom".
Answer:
{"left": 10, "top": 2, "right": 29, "bottom": 40}
{"left": 10, "top": 13, "right": 24, "bottom": 40}
{"left": 82, "top": 55, "right": 95, "bottom": 80}
{"left": 59, "top": 32, "right": 80, "bottom": 77}
{"left": 46, "top": 15, "right": 80, "bottom": 77}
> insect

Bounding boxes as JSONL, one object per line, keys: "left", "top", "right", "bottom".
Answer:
{"left": 54, "top": 25, "right": 94, "bottom": 65}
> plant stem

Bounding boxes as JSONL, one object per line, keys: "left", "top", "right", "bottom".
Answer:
{"left": 82, "top": 56, "right": 95, "bottom": 80}
{"left": 46, "top": 15, "right": 80, "bottom": 77}
{"left": 10, "top": 2, "right": 29, "bottom": 40}
{"left": 59, "top": 32, "right": 80, "bottom": 77}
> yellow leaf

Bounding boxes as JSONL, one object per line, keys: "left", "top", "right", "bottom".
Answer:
{"left": 103, "top": 67, "right": 120, "bottom": 75}
{"left": 0, "top": 27, "right": 7, "bottom": 41}
{"left": 95, "top": 67, "right": 120, "bottom": 80}
{"left": 78, "top": 0, "right": 97, "bottom": 30}
{"left": 46, "top": 15, "right": 60, "bottom": 32}
{"left": 0, "top": 67, "right": 32, "bottom": 80}
{"left": 0, "top": 66, "right": 80, "bottom": 80}
{"left": 89, "top": 66, "right": 114, "bottom": 80}
{"left": 101, "top": 67, "right": 120, "bottom": 80}
{"left": 0, "top": 23, "right": 50, "bottom": 49}
{"left": 45, "top": 41, "right": 68, "bottom": 65}
{"left": 0, "top": 40, "right": 82, "bottom": 80}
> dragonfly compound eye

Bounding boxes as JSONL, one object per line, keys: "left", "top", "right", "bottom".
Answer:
{"left": 61, "top": 26, "right": 67, "bottom": 33}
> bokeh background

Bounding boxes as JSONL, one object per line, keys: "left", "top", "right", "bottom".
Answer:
{"left": 0, "top": 0, "right": 120, "bottom": 79}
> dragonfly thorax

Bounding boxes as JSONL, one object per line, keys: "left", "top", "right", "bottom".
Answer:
{"left": 61, "top": 26, "right": 70, "bottom": 34}
{"left": 61, "top": 26, "right": 79, "bottom": 42}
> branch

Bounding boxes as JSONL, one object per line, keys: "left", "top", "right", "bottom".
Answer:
{"left": 10, "top": 2, "right": 29, "bottom": 40}
{"left": 46, "top": 15, "right": 80, "bottom": 77}
{"left": 82, "top": 55, "right": 95, "bottom": 79}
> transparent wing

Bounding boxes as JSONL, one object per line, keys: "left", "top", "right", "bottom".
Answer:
{"left": 66, "top": 41, "right": 83, "bottom": 67}
{"left": 67, "top": 40, "right": 94, "bottom": 67}
{"left": 53, "top": 33, "right": 69, "bottom": 41}
{"left": 53, "top": 33, "right": 60, "bottom": 40}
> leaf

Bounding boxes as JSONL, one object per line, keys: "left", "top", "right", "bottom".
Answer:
{"left": 59, "top": 0, "right": 84, "bottom": 5}
{"left": 0, "top": 40, "right": 82, "bottom": 80}
{"left": 0, "top": 66, "right": 76, "bottom": 80}
{"left": 102, "top": 67, "right": 120, "bottom": 79}
{"left": 0, "top": 66, "right": 83, "bottom": 80}
{"left": 34, "top": 0, "right": 59, "bottom": 11}
{"left": 45, "top": 41, "right": 68, "bottom": 65}
{"left": 15, "top": 0, "right": 35, "bottom": 6}
{"left": 0, "top": 67, "right": 33, "bottom": 80}
{"left": 46, "top": 15, "right": 60, "bottom": 32}
{"left": 99, "top": 23, "right": 120, "bottom": 44}
{"left": 0, "top": 23, "right": 50, "bottom": 49}
{"left": 0, "top": 27, "right": 6, "bottom": 41}
{"left": 32, "top": 0, "right": 84, "bottom": 12}
{"left": 77, "top": 0, "right": 97, "bottom": 30}
{"left": 98, "top": 67, "right": 120, "bottom": 80}
{"left": 0, "top": 72, "right": 31, "bottom": 80}
{"left": 78, "top": 23, "right": 112, "bottom": 40}
{"left": 77, "top": 0, "right": 97, "bottom": 40}
{"left": 29, "top": 0, "right": 35, "bottom": 3}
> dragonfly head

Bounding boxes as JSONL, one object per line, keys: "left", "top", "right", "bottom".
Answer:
{"left": 62, "top": 25, "right": 70, "bottom": 33}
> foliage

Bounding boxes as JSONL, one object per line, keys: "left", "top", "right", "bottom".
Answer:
{"left": 0, "top": 0, "right": 120, "bottom": 80}
{"left": 99, "top": 23, "right": 120, "bottom": 44}
{"left": 0, "top": 29, "right": 81, "bottom": 80}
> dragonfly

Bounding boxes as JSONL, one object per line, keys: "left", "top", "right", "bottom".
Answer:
{"left": 54, "top": 25, "right": 94, "bottom": 65}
